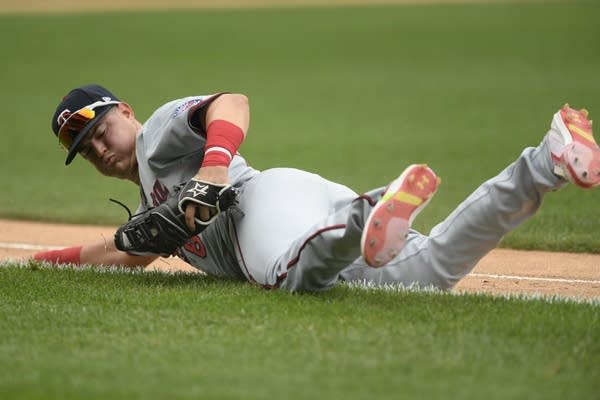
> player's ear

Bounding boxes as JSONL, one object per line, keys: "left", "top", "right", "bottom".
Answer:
{"left": 116, "top": 102, "right": 136, "bottom": 120}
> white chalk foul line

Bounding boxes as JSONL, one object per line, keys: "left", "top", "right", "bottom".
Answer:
{"left": 0, "top": 242, "right": 63, "bottom": 251}
{"left": 1, "top": 242, "right": 599, "bottom": 285}
{"left": 469, "top": 273, "right": 600, "bottom": 285}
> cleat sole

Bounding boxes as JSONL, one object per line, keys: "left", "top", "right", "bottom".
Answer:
{"left": 361, "top": 164, "right": 440, "bottom": 268}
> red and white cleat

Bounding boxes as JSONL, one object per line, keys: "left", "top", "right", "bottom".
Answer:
{"left": 361, "top": 164, "right": 440, "bottom": 268}
{"left": 546, "top": 104, "right": 600, "bottom": 189}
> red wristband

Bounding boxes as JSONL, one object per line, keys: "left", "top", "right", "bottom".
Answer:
{"left": 201, "top": 119, "right": 244, "bottom": 168}
{"left": 33, "top": 246, "right": 82, "bottom": 265}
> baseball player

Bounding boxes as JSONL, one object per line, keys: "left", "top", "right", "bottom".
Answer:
{"left": 33, "top": 84, "right": 600, "bottom": 292}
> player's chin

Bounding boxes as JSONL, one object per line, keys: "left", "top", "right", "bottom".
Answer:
{"left": 93, "top": 156, "right": 136, "bottom": 180}
{"left": 95, "top": 162, "right": 125, "bottom": 179}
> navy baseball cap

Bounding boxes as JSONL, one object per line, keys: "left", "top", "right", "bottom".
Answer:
{"left": 51, "top": 84, "right": 121, "bottom": 165}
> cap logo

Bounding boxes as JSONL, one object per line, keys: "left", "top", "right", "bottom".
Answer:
{"left": 57, "top": 109, "right": 72, "bottom": 127}
{"left": 102, "top": 96, "right": 112, "bottom": 102}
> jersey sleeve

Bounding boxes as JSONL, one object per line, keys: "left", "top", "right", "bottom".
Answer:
{"left": 187, "top": 93, "right": 227, "bottom": 135}
{"left": 139, "top": 93, "right": 227, "bottom": 167}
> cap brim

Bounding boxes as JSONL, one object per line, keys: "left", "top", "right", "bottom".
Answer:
{"left": 64, "top": 106, "right": 114, "bottom": 165}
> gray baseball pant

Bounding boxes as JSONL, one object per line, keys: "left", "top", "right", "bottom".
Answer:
{"left": 232, "top": 141, "right": 562, "bottom": 292}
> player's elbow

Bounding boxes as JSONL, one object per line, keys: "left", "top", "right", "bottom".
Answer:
{"left": 221, "top": 93, "right": 250, "bottom": 135}
{"left": 205, "top": 93, "right": 251, "bottom": 136}
{"left": 226, "top": 93, "right": 249, "bottom": 114}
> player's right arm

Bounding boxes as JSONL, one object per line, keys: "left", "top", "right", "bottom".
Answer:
{"left": 32, "top": 239, "right": 158, "bottom": 268}
{"left": 183, "top": 93, "right": 250, "bottom": 231}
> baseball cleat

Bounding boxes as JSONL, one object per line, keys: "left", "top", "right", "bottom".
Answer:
{"left": 361, "top": 164, "right": 440, "bottom": 268}
{"left": 545, "top": 104, "right": 600, "bottom": 188}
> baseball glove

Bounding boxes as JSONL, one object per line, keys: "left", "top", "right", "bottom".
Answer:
{"left": 113, "top": 180, "right": 238, "bottom": 257}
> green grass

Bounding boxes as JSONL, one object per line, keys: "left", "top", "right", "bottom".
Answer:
{"left": 1, "top": 5, "right": 598, "bottom": 398}
{"left": 0, "top": 263, "right": 598, "bottom": 400}
{"left": 0, "top": 2, "right": 599, "bottom": 252}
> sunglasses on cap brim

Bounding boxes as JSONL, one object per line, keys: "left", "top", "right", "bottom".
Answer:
{"left": 57, "top": 100, "right": 121, "bottom": 151}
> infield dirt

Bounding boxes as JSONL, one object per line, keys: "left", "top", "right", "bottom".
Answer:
{"left": 1, "top": 219, "right": 598, "bottom": 300}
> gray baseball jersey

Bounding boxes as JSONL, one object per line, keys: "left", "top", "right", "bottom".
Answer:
{"left": 135, "top": 95, "right": 565, "bottom": 291}
{"left": 136, "top": 94, "right": 258, "bottom": 279}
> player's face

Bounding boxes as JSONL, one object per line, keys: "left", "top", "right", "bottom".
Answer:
{"left": 79, "top": 103, "right": 140, "bottom": 181}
